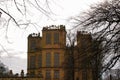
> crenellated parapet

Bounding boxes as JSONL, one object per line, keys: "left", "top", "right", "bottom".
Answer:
{"left": 77, "top": 31, "right": 92, "bottom": 41}
{"left": 42, "top": 25, "right": 65, "bottom": 31}
{"left": 77, "top": 31, "right": 91, "bottom": 35}
{"left": 28, "top": 33, "right": 41, "bottom": 38}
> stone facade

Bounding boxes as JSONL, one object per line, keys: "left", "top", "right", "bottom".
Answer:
{"left": 74, "top": 31, "right": 93, "bottom": 80}
{"left": 27, "top": 25, "right": 95, "bottom": 80}
{"left": 0, "top": 25, "right": 96, "bottom": 80}
{"left": 28, "top": 25, "right": 66, "bottom": 80}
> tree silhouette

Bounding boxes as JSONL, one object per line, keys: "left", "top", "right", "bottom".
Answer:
{"left": 73, "top": 0, "right": 120, "bottom": 77}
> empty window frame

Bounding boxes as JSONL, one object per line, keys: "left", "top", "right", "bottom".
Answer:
{"left": 82, "top": 69, "right": 87, "bottom": 80}
{"left": 30, "top": 40, "right": 36, "bottom": 51}
{"left": 46, "top": 33, "right": 51, "bottom": 44}
{"left": 46, "top": 70, "right": 51, "bottom": 79}
{"left": 46, "top": 53, "right": 51, "bottom": 67}
{"left": 38, "top": 54, "right": 42, "bottom": 68}
{"left": 30, "top": 56, "right": 36, "bottom": 69}
{"left": 54, "top": 53, "right": 60, "bottom": 67}
{"left": 54, "top": 32, "right": 59, "bottom": 44}
{"left": 54, "top": 70, "right": 60, "bottom": 79}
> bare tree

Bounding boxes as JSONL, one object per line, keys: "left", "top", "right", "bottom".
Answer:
{"left": 90, "top": 40, "right": 103, "bottom": 80}
{"left": 0, "top": 0, "right": 56, "bottom": 55}
{"left": 73, "top": 0, "right": 120, "bottom": 77}
{"left": 105, "top": 69, "right": 120, "bottom": 80}
{"left": 0, "top": 61, "right": 9, "bottom": 77}
{"left": 0, "top": 0, "right": 56, "bottom": 70}
{"left": 64, "top": 31, "right": 102, "bottom": 80}
{"left": 0, "top": 0, "right": 55, "bottom": 32}
{"left": 64, "top": 31, "right": 76, "bottom": 80}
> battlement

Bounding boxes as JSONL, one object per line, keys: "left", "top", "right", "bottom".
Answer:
{"left": 28, "top": 33, "right": 40, "bottom": 38}
{"left": 42, "top": 25, "right": 65, "bottom": 31}
{"left": 77, "top": 31, "right": 91, "bottom": 35}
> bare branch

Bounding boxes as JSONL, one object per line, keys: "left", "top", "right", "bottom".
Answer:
{"left": 0, "top": 8, "right": 19, "bottom": 26}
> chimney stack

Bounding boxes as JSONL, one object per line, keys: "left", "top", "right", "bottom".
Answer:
{"left": 9, "top": 70, "right": 13, "bottom": 77}
{"left": 21, "top": 70, "right": 24, "bottom": 77}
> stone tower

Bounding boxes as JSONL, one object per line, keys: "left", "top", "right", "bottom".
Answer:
{"left": 27, "top": 25, "right": 66, "bottom": 80}
{"left": 74, "top": 31, "right": 93, "bottom": 80}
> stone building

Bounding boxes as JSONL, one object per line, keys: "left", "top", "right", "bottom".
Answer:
{"left": 0, "top": 25, "right": 97, "bottom": 80}
{"left": 27, "top": 25, "right": 95, "bottom": 80}
{"left": 74, "top": 31, "right": 93, "bottom": 80}
{"left": 27, "top": 25, "right": 66, "bottom": 80}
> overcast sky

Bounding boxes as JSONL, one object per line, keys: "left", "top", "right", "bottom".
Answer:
{"left": 0, "top": 0, "right": 104, "bottom": 73}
